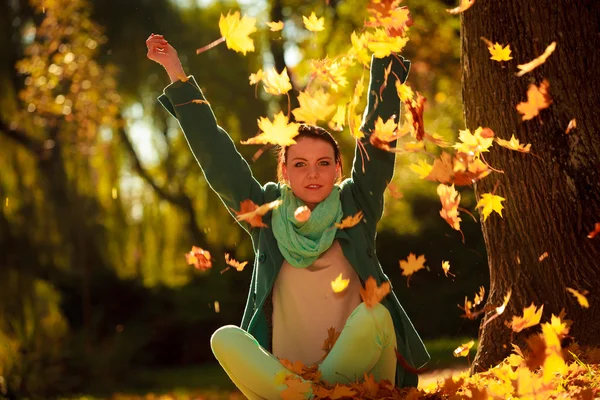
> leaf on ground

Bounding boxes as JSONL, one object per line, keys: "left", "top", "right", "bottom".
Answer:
{"left": 360, "top": 276, "right": 391, "bottom": 308}
{"left": 281, "top": 376, "right": 312, "bottom": 400}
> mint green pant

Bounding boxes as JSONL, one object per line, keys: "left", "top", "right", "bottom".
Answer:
{"left": 210, "top": 302, "right": 398, "bottom": 399}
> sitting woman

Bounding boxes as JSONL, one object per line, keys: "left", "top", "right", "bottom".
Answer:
{"left": 146, "top": 33, "right": 429, "bottom": 399}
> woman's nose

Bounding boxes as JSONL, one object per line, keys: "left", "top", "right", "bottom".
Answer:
{"left": 308, "top": 166, "right": 319, "bottom": 178}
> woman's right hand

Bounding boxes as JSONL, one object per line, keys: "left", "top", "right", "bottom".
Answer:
{"left": 146, "top": 34, "right": 187, "bottom": 83}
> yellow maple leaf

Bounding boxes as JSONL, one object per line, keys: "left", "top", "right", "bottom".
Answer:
{"left": 488, "top": 43, "right": 512, "bottom": 62}
{"left": 541, "top": 320, "right": 567, "bottom": 382}
{"left": 262, "top": 67, "right": 293, "bottom": 95}
{"left": 410, "top": 159, "right": 433, "bottom": 179}
{"left": 442, "top": 261, "right": 455, "bottom": 277}
{"left": 309, "top": 58, "right": 349, "bottom": 91}
{"left": 242, "top": 112, "right": 300, "bottom": 146}
{"left": 446, "top": 0, "right": 475, "bottom": 14}
{"left": 266, "top": 20, "right": 284, "bottom": 31}
{"left": 302, "top": 12, "right": 325, "bottom": 32}
{"left": 367, "top": 28, "right": 409, "bottom": 58}
{"left": 372, "top": 116, "right": 398, "bottom": 142}
{"left": 328, "top": 104, "right": 346, "bottom": 132}
{"left": 399, "top": 253, "right": 427, "bottom": 286}
{"left": 291, "top": 88, "right": 336, "bottom": 125}
{"left": 510, "top": 303, "right": 544, "bottom": 333}
{"left": 404, "top": 141, "right": 425, "bottom": 152}
{"left": 453, "top": 127, "right": 494, "bottom": 156}
{"left": 453, "top": 339, "right": 475, "bottom": 357}
{"left": 476, "top": 193, "right": 505, "bottom": 222}
{"left": 218, "top": 11, "right": 257, "bottom": 55}
{"left": 248, "top": 69, "right": 263, "bottom": 85}
{"left": 566, "top": 287, "right": 589, "bottom": 308}
{"left": 516, "top": 79, "right": 552, "bottom": 121}
{"left": 496, "top": 135, "right": 531, "bottom": 153}
{"left": 395, "top": 80, "right": 414, "bottom": 103}
{"left": 334, "top": 211, "right": 364, "bottom": 229}
{"left": 516, "top": 41, "right": 557, "bottom": 77}
{"left": 331, "top": 273, "right": 350, "bottom": 293}
{"left": 349, "top": 31, "right": 372, "bottom": 66}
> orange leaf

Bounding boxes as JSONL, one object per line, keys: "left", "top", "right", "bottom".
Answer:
{"left": 404, "top": 92, "right": 426, "bottom": 141}
{"left": 360, "top": 276, "right": 391, "bottom": 308}
{"left": 566, "top": 287, "right": 590, "bottom": 308}
{"left": 223, "top": 253, "right": 248, "bottom": 272}
{"left": 446, "top": 0, "right": 475, "bottom": 14}
{"left": 321, "top": 326, "right": 341, "bottom": 356}
{"left": 185, "top": 246, "right": 212, "bottom": 271}
{"left": 334, "top": 211, "right": 364, "bottom": 229}
{"left": 399, "top": 253, "right": 427, "bottom": 286}
{"left": 510, "top": 303, "right": 544, "bottom": 333}
{"left": 516, "top": 79, "right": 552, "bottom": 121}
{"left": 495, "top": 135, "right": 531, "bottom": 153}
{"left": 565, "top": 118, "right": 577, "bottom": 134}
{"left": 233, "top": 199, "right": 282, "bottom": 228}
{"left": 516, "top": 42, "right": 556, "bottom": 77}
{"left": 442, "top": 260, "right": 455, "bottom": 277}
{"left": 363, "top": 373, "right": 380, "bottom": 396}
{"left": 453, "top": 339, "right": 475, "bottom": 357}
{"left": 587, "top": 222, "right": 600, "bottom": 239}
{"left": 281, "top": 376, "right": 312, "bottom": 400}
{"left": 329, "top": 384, "right": 357, "bottom": 399}
{"left": 437, "top": 183, "right": 462, "bottom": 231}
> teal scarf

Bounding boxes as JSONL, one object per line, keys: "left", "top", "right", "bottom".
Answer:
{"left": 272, "top": 185, "right": 343, "bottom": 269}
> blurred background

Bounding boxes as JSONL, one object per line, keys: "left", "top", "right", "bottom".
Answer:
{"left": 0, "top": 0, "right": 489, "bottom": 398}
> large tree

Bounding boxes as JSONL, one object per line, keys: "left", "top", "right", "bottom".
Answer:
{"left": 461, "top": 0, "right": 600, "bottom": 370}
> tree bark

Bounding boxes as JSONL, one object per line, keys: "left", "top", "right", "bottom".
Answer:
{"left": 461, "top": 0, "right": 600, "bottom": 371}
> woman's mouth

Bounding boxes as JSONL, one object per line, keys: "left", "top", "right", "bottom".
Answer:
{"left": 305, "top": 184, "right": 322, "bottom": 190}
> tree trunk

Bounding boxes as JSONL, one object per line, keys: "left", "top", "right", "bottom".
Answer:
{"left": 461, "top": 0, "right": 600, "bottom": 371}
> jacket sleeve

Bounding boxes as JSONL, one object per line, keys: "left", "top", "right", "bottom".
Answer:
{"left": 350, "top": 54, "right": 411, "bottom": 229}
{"left": 158, "top": 76, "right": 264, "bottom": 232}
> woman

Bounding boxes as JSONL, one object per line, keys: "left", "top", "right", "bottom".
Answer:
{"left": 146, "top": 33, "right": 429, "bottom": 399}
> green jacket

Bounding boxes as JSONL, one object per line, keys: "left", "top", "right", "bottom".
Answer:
{"left": 158, "top": 54, "right": 430, "bottom": 387}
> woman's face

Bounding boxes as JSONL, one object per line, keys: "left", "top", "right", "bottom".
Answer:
{"left": 282, "top": 137, "right": 340, "bottom": 211}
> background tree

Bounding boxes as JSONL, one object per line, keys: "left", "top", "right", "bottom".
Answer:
{"left": 461, "top": 0, "right": 600, "bottom": 370}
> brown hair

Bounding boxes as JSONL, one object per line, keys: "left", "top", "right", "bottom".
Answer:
{"left": 276, "top": 124, "right": 343, "bottom": 183}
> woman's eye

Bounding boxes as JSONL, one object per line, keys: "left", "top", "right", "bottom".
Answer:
{"left": 294, "top": 162, "right": 305, "bottom": 167}
{"left": 319, "top": 161, "right": 330, "bottom": 166}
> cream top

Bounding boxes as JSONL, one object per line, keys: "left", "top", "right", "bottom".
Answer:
{"left": 272, "top": 240, "right": 362, "bottom": 365}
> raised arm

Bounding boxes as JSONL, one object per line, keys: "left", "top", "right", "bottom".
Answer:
{"left": 351, "top": 54, "right": 411, "bottom": 227}
{"left": 147, "top": 34, "right": 264, "bottom": 230}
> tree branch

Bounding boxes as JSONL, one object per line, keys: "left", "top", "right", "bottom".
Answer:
{"left": 0, "top": 118, "right": 45, "bottom": 156}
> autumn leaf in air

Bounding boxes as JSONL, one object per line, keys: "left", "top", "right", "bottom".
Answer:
{"left": 510, "top": 303, "right": 544, "bottom": 333}
{"left": 404, "top": 92, "right": 426, "bottom": 140}
{"left": 248, "top": 69, "right": 263, "bottom": 85}
{"left": 366, "top": 2, "right": 412, "bottom": 38}
{"left": 410, "top": 159, "right": 433, "bottom": 179}
{"left": 185, "top": 246, "right": 212, "bottom": 271}
{"left": 399, "top": 253, "right": 427, "bottom": 286}
{"left": 437, "top": 183, "right": 462, "bottom": 232}
{"left": 331, "top": 273, "right": 350, "bottom": 293}
{"left": 476, "top": 193, "right": 505, "bottom": 222}
{"left": 516, "top": 79, "right": 552, "bottom": 120}
{"left": 446, "top": 0, "right": 475, "bottom": 14}
{"left": 360, "top": 276, "right": 391, "bottom": 308}
{"left": 292, "top": 88, "right": 336, "bottom": 125}
{"left": 442, "top": 261, "right": 455, "bottom": 277}
{"left": 218, "top": 11, "right": 257, "bottom": 55}
{"left": 488, "top": 43, "right": 513, "bottom": 62}
{"left": 367, "top": 28, "right": 409, "bottom": 58}
{"left": 587, "top": 222, "right": 600, "bottom": 238}
{"left": 566, "top": 287, "right": 589, "bottom": 308}
{"left": 262, "top": 67, "right": 293, "bottom": 95}
{"left": 334, "top": 211, "right": 364, "bottom": 229}
{"left": 266, "top": 21, "right": 284, "bottom": 31}
{"left": 328, "top": 104, "right": 346, "bottom": 132}
{"left": 241, "top": 112, "right": 300, "bottom": 146}
{"left": 302, "top": 12, "right": 325, "bottom": 32}
{"left": 349, "top": 31, "right": 372, "bottom": 66}
{"left": 453, "top": 127, "right": 494, "bottom": 157}
{"left": 309, "top": 58, "right": 349, "bottom": 91}
{"left": 565, "top": 118, "right": 577, "bottom": 134}
{"left": 496, "top": 135, "right": 531, "bottom": 153}
{"left": 516, "top": 42, "right": 556, "bottom": 77}
{"left": 233, "top": 199, "right": 283, "bottom": 228}
{"left": 396, "top": 80, "right": 414, "bottom": 103}
{"left": 221, "top": 253, "right": 248, "bottom": 273}
{"left": 453, "top": 339, "right": 475, "bottom": 357}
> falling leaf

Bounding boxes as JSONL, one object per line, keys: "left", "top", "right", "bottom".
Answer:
{"left": 453, "top": 340, "right": 475, "bottom": 357}
{"left": 367, "top": 28, "right": 409, "bottom": 58}
{"left": 262, "top": 67, "right": 293, "bottom": 95}
{"left": 360, "top": 276, "right": 391, "bottom": 308}
{"left": 516, "top": 79, "right": 552, "bottom": 120}
{"left": 459, "top": 286, "right": 485, "bottom": 320}
{"left": 331, "top": 273, "right": 350, "bottom": 293}
{"left": 516, "top": 41, "right": 557, "bottom": 77}
{"left": 404, "top": 92, "right": 426, "bottom": 141}
{"left": 214, "top": 300, "right": 220, "bottom": 313}
{"left": 387, "top": 182, "right": 403, "bottom": 199}
{"left": 292, "top": 88, "right": 336, "bottom": 125}
{"left": 566, "top": 287, "right": 589, "bottom": 308}
{"left": 366, "top": 0, "right": 412, "bottom": 38}
{"left": 437, "top": 183, "right": 462, "bottom": 231}
{"left": 446, "top": 0, "right": 475, "bottom": 14}
{"left": 185, "top": 246, "right": 212, "bottom": 271}
{"left": 399, "top": 253, "right": 427, "bottom": 286}
{"left": 488, "top": 43, "right": 513, "bottom": 62}
{"left": 191, "top": 99, "right": 209, "bottom": 105}
{"left": 242, "top": 112, "right": 300, "bottom": 146}
{"left": 496, "top": 290, "right": 512, "bottom": 315}
{"left": 302, "top": 12, "right": 325, "bottom": 32}
{"left": 476, "top": 193, "right": 505, "bottom": 221}
{"left": 396, "top": 80, "right": 414, "bottom": 103}
{"left": 587, "top": 222, "right": 600, "bottom": 238}
{"left": 233, "top": 199, "right": 283, "bottom": 228}
{"left": 309, "top": 58, "right": 349, "bottom": 91}
{"left": 538, "top": 252, "right": 549, "bottom": 261}
{"left": 334, "top": 211, "right": 364, "bottom": 229}
{"left": 453, "top": 127, "right": 494, "bottom": 156}
{"left": 495, "top": 135, "right": 531, "bottom": 153}
{"left": 218, "top": 11, "right": 257, "bottom": 55}
{"left": 442, "top": 261, "right": 455, "bottom": 277}
{"left": 294, "top": 206, "right": 311, "bottom": 223}
{"left": 565, "top": 119, "right": 577, "bottom": 134}
{"left": 349, "top": 31, "right": 372, "bottom": 66}
{"left": 223, "top": 253, "right": 248, "bottom": 272}
{"left": 266, "top": 21, "right": 284, "bottom": 31}
{"left": 510, "top": 303, "right": 544, "bottom": 333}
{"left": 248, "top": 69, "right": 263, "bottom": 85}
{"left": 328, "top": 104, "right": 346, "bottom": 132}
{"left": 410, "top": 159, "right": 433, "bottom": 179}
